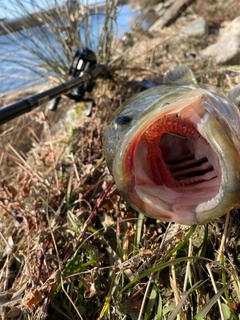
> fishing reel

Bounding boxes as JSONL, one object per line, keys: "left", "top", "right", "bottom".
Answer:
{"left": 0, "top": 48, "right": 107, "bottom": 125}
{"left": 48, "top": 48, "right": 97, "bottom": 116}
{"left": 69, "top": 47, "right": 96, "bottom": 78}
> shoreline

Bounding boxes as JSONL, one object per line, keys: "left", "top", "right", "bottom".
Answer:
{"left": 0, "top": 1, "right": 112, "bottom": 36}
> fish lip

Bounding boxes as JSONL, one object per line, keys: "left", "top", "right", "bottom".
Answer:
{"left": 196, "top": 112, "right": 240, "bottom": 224}
{"left": 112, "top": 89, "right": 240, "bottom": 225}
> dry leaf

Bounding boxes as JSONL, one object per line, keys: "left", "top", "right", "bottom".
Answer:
{"left": 23, "top": 289, "right": 43, "bottom": 310}
{"left": 6, "top": 185, "right": 18, "bottom": 199}
{"left": 7, "top": 306, "right": 21, "bottom": 319}
{"left": 79, "top": 274, "right": 97, "bottom": 299}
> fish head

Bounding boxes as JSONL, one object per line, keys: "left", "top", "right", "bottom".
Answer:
{"left": 104, "top": 66, "right": 240, "bottom": 225}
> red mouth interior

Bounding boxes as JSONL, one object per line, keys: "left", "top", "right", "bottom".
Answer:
{"left": 141, "top": 114, "right": 217, "bottom": 188}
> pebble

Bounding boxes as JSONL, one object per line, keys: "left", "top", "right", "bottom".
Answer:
{"left": 201, "top": 16, "right": 240, "bottom": 65}
{"left": 179, "top": 17, "right": 209, "bottom": 37}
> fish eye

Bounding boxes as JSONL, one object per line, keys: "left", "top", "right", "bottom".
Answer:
{"left": 114, "top": 115, "right": 132, "bottom": 125}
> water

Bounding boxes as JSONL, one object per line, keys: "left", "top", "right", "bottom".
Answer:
{"left": 0, "top": 4, "right": 139, "bottom": 94}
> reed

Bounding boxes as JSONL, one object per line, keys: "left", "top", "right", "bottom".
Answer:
{"left": 0, "top": 0, "right": 118, "bottom": 87}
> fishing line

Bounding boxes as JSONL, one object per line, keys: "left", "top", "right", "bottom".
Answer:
{"left": 167, "top": 132, "right": 190, "bottom": 140}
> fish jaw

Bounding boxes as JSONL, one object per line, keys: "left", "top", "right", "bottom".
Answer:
{"left": 195, "top": 112, "right": 240, "bottom": 223}
{"left": 112, "top": 89, "right": 240, "bottom": 225}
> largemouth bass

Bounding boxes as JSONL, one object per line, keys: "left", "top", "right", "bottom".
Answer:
{"left": 104, "top": 66, "right": 240, "bottom": 225}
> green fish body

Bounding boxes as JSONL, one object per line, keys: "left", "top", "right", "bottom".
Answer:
{"left": 104, "top": 66, "right": 240, "bottom": 225}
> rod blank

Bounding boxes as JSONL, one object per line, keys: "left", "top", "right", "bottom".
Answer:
{"left": 0, "top": 64, "right": 105, "bottom": 125}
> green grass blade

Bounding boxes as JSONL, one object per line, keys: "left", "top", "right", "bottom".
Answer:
{"left": 168, "top": 281, "right": 204, "bottom": 320}
{"left": 166, "top": 225, "right": 196, "bottom": 259}
{"left": 193, "top": 281, "right": 233, "bottom": 320}
{"left": 154, "top": 293, "right": 163, "bottom": 320}
{"left": 144, "top": 283, "right": 158, "bottom": 320}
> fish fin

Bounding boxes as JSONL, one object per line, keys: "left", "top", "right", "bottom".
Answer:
{"left": 163, "top": 65, "right": 197, "bottom": 85}
{"left": 228, "top": 83, "right": 240, "bottom": 108}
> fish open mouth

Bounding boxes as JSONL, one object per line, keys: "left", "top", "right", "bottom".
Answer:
{"left": 108, "top": 76, "right": 240, "bottom": 225}
{"left": 133, "top": 113, "right": 222, "bottom": 224}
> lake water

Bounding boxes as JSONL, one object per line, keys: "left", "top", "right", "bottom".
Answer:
{"left": 0, "top": 4, "right": 139, "bottom": 94}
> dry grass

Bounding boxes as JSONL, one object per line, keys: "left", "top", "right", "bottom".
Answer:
{"left": 1, "top": 1, "right": 240, "bottom": 319}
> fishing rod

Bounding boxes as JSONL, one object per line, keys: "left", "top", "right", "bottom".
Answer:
{"left": 0, "top": 48, "right": 107, "bottom": 125}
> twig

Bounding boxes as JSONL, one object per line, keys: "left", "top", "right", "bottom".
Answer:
{"left": 217, "top": 212, "right": 230, "bottom": 262}
{"left": 206, "top": 263, "right": 226, "bottom": 320}
{"left": 183, "top": 236, "right": 193, "bottom": 292}
{"left": 63, "top": 179, "right": 115, "bottom": 262}
{"left": 44, "top": 114, "right": 60, "bottom": 189}
{"left": 138, "top": 274, "right": 153, "bottom": 320}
